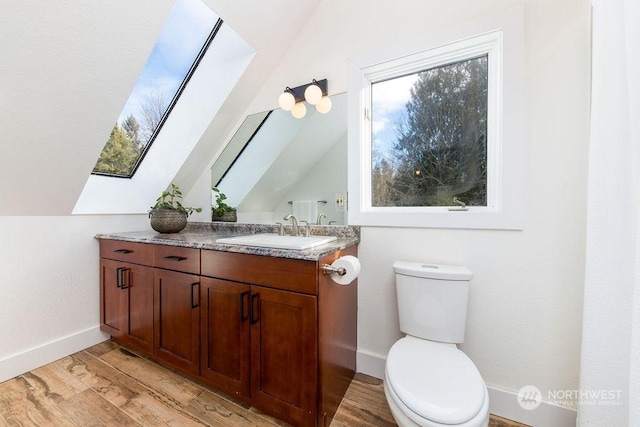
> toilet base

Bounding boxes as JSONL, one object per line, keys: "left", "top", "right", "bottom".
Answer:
{"left": 384, "top": 369, "right": 489, "bottom": 427}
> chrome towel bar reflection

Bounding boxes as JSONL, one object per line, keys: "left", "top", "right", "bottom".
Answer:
{"left": 288, "top": 200, "right": 327, "bottom": 204}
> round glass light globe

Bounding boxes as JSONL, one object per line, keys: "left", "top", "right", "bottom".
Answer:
{"left": 316, "top": 96, "right": 332, "bottom": 114}
{"left": 291, "top": 102, "right": 307, "bottom": 119}
{"left": 304, "top": 84, "right": 322, "bottom": 105}
{"left": 278, "top": 91, "right": 295, "bottom": 111}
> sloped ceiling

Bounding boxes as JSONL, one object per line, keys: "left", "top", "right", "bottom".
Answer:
{"left": 0, "top": 1, "right": 175, "bottom": 215}
{"left": 0, "top": 0, "right": 322, "bottom": 216}
{"left": 174, "top": 0, "right": 324, "bottom": 200}
{"left": 204, "top": 0, "right": 322, "bottom": 53}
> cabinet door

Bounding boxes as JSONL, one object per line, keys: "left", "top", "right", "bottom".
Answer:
{"left": 200, "top": 278, "right": 250, "bottom": 398}
{"left": 154, "top": 269, "right": 200, "bottom": 375}
{"left": 100, "top": 258, "right": 125, "bottom": 339}
{"left": 122, "top": 262, "right": 154, "bottom": 354}
{"left": 250, "top": 286, "right": 318, "bottom": 426}
{"left": 100, "top": 258, "right": 153, "bottom": 355}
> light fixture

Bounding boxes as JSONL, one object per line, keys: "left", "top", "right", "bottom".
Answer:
{"left": 316, "top": 95, "right": 332, "bottom": 114}
{"left": 304, "top": 81, "right": 322, "bottom": 105}
{"left": 278, "top": 79, "right": 331, "bottom": 118}
{"left": 291, "top": 101, "right": 307, "bottom": 119}
{"left": 278, "top": 88, "right": 295, "bottom": 111}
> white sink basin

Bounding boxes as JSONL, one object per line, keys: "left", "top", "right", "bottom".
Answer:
{"left": 216, "top": 233, "right": 337, "bottom": 250}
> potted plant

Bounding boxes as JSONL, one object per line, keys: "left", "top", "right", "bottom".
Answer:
{"left": 149, "top": 183, "right": 202, "bottom": 233}
{"left": 212, "top": 187, "right": 237, "bottom": 222}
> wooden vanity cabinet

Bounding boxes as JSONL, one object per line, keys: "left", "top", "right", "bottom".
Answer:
{"left": 99, "top": 241, "right": 154, "bottom": 356}
{"left": 99, "top": 238, "right": 357, "bottom": 427}
{"left": 249, "top": 284, "right": 318, "bottom": 426}
{"left": 153, "top": 246, "right": 201, "bottom": 376}
{"left": 200, "top": 249, "right": 352, "bottom": 427}
{"left": 199, "top": 277, "right": 251, "bottom": 398}
{"left": 154, "top": 268, "right": 200, "bottom": 375}
{"left": 199, "top": 269, "right": 318, "bottom": 427}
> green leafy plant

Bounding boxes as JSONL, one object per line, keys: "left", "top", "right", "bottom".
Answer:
{"left": 151, "top": 183, "right": 202, "bottom": 216}
{"left": 212, "top": 187, "right": 235, "bottom": 217}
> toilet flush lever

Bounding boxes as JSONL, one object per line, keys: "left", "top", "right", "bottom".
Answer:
{"left": 322, "top": 265, "right": 347, "bottom": 276}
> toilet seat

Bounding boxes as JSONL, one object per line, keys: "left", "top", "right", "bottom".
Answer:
{"left": 385, "top": 336, "right": 488, "bottom": 426}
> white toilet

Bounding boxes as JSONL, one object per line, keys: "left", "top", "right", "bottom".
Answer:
{"left": 384, "top": 261, "right": 489, "bottom": 427}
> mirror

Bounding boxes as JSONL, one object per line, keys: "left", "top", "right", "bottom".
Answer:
{"left": 211, "top": 93, "right": 347, "bottom": 225}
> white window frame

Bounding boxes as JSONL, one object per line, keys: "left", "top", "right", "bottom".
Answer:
{"left": 348, "top": 6, "right": 524, "bottom": 230}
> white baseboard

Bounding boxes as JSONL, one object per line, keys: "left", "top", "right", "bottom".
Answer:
{"left": 356, "top": 350, "right": 577, "bottom": 427}
{"left": 488, "top": 386, "right": 577, "bottom": 426}
{"left": 357, "top": 348, "right": 387, "bottom": 378}
{"left": 0, "top": 326, "right": 110, "bottom": 383}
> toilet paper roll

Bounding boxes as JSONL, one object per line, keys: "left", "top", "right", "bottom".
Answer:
{"left": 330, "top": 255, "right": 361, "bottom": 285}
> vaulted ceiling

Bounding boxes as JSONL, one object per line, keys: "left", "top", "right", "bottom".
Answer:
{"left": 0, "top": 0, "right": 321, "bottom": 215}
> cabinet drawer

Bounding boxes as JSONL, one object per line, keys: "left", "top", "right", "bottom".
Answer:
{"left": 201, "top": 250, "right": 317, "bottom": 295}
{"left": 100, "top": 240, "right": 153, "bottom": 265}
{"left": 154, "top": 245, "right": 200, "bottom": 274}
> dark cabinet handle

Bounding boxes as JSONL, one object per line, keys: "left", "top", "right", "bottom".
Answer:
{"left": 116, "top": 267, "right": 123, "bottom": 288}
{"left": 164, "top": 255, "right": 187, "bottom": 262}
{"left": 113, "top": 249, "right": 133, "bottom": 254}
{"left": 116, "top": 267, "right": 130, "bottom": 289}
{"left": 250, "top": 294, "right": 259, "bottom": 325}
{"left": 239, "top": 291, "right": 249, "bottom": 322}
{"left": 191, "top": 283, "right": 199, "bottom": 308}
{"left": 120, "top": 268, "right": 130, "bottom": 289}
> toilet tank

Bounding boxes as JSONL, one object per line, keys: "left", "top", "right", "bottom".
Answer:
{"left": 393, "top": 261, "right": 474, "bottom": 344}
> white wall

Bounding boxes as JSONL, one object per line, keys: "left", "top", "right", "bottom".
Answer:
{"left": 0, "top": 215, "right": 150, "bottom": 382}
{"left": 235, "top": 0, "right": 591, "bottom": 422}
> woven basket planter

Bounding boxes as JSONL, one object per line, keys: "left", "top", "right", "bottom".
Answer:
{"left": 212, "top": 209, "right": 237, "bottom": 222}
{"left": 149, "top": 209, "right": 188, "bottom": 233}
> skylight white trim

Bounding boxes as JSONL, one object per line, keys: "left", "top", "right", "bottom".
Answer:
{"left": 73, "top": 24, "right": 255, "bottom": 215}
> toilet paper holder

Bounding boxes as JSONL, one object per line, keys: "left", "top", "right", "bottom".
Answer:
{"left": 322, "top": 264, "right": 347, "bottom": 276}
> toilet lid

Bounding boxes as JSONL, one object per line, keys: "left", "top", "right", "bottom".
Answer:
{"left": 386, "top": 337, "right": 486, "bottom": 425}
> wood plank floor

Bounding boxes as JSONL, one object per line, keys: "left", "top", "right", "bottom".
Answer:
{"left": 0, "top": 340, "right": 528, "bottom": 427}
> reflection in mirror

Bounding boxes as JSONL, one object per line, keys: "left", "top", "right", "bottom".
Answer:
{"left": 211, "top": 93, "right": 347, "bottom": 225}
{"left": 211, "top": 110, "right": 270, "bottom": 187}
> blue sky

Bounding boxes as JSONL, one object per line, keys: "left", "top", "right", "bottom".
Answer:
{"left": 117, "top": 0, "right": 219, "bottom": 125}
{"left": 371, "top": 73, "right": 417, "bottom": 164}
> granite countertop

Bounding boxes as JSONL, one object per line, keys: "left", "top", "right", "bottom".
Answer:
{"left": 95, "top": 222, "right": 360, "bottom": 261}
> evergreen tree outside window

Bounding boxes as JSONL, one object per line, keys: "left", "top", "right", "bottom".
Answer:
{"left": 371, "top": 55, "right": 488, "bottom": 207}
{"left": 93, "top": 0, "right": 220, "bottom": 177}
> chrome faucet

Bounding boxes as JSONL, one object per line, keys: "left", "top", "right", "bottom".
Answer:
{"left": 300, "top": 220, "right": 311, "bottom": 237}
{"left": 283, "top": 214, "right": 299, "bottom": 236}
{"left": 316, "top": 213, "right": 326, "bottom": 225}
{"left": 275, "top": 222, "right": 284, "bottom": 236}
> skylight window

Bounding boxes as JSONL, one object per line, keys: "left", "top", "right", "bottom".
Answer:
{"left": 92, "top": 0, "right": 221, "bottom": 177}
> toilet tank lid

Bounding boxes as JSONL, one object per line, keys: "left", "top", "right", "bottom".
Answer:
{"left": 393, "top": 261, "right": 473, "bottom": 281}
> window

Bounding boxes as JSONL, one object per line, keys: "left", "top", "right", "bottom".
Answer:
{"left": 348, "top": 6, "right": 524, "bottom": 229}
{"left": 371, "top": 54, "right": 489, "bottom": 208}
{"left": 92, "top": 0, "right": 221, "bottom": 178}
